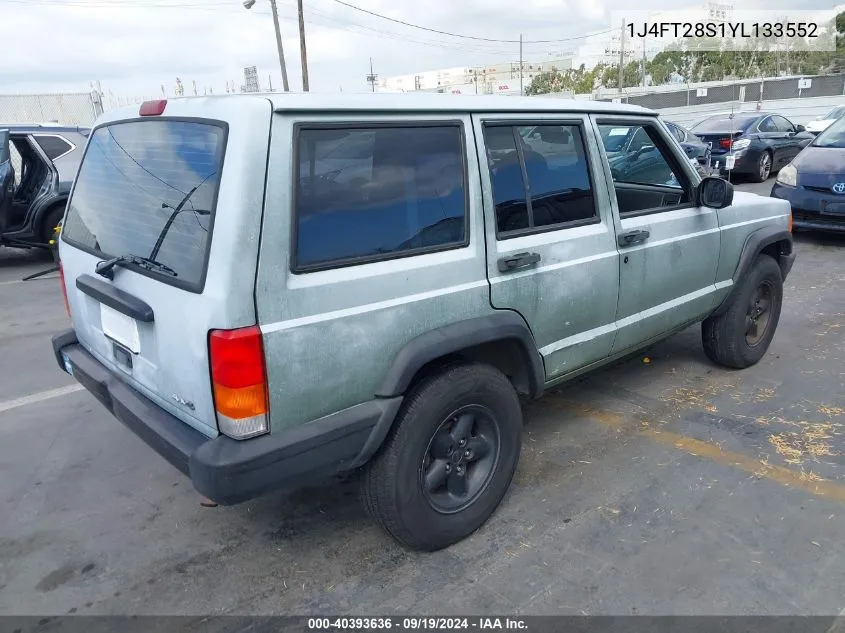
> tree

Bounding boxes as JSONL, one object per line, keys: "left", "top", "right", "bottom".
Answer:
{"left": 524, "top": 64, "right": 604, "bottom": 96}
{"left": 524, "top": 71, "right": 567, "bottom": 96}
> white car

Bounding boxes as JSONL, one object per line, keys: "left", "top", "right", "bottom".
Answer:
{"left": 805, "top": 105, "right": 845, "bottom": 135}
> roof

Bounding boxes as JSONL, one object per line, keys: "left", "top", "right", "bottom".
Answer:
{"left": 0, "top": 123, "right": 90, "bottom": 135}
{"left": 264, "top": 92, "right": 656, "bottom": 115}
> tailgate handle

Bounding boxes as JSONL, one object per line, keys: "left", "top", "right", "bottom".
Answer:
{"left": 75, "top": 274, "right": 155, "bottom": 322}
{"left": 498, "top": 252, "right": 541, "bottom": 273}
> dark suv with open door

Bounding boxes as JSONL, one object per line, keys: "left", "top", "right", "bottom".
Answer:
{"left": 0, "top": 124, "right": 89, "bottom": 248}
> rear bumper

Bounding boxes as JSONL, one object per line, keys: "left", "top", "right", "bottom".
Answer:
{"left": 52, "top": 330, "right": 402, "bottom": 505}
{"left": 709, "top": 150, "right": 756, "bottom": 175}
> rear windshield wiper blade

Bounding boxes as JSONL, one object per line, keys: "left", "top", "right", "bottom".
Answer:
{"left": 95, "top": 254, "right": 178, "bottom": 280}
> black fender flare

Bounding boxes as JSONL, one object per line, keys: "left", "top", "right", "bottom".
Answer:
{"left": 711, "top": 226, "right": 794, "bottom": 317}
{"left": 375, "top": 311, "right": 546, "bottom": 400}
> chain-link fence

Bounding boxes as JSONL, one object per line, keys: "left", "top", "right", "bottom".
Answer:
{"left": 0, "top": 92, "right": 103, "bottom": 127}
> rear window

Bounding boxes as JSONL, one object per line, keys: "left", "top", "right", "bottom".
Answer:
{"left": 693, "top": 115, "right": 756, "bottom": 132}
{"left": 62, "top": 120, "right": 225, "bottom": 290}
{"left": 827, "top": 106, "right": 845, "bottom": 120}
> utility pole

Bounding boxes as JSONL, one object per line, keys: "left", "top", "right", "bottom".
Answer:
{"left": 296, "top": 0, "right": 310, "bottom": 91}
{"left": 519, "top": 33, "right": 524, "bottom": 96}
{"left": 619, "top": 19, "right": 625, "bottom": 94}
{"left": 366, "top": 58, "right": 378, "bottom": 92}
{"left": 268, "top": 0, "right": 290, "bottom": 91}
{"left": 642, "top": 38, "right": 647, "bottom": 88}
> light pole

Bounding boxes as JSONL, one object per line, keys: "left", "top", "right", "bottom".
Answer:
{"left": 243, "top": 0, "right": 290, "bottom": 92}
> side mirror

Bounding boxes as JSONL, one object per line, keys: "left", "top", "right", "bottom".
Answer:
{"left": 796, "top": 124, "right": 806, "bottom": 133}
{"left": 698, "top": 176, "right": 734, "bottom": 209}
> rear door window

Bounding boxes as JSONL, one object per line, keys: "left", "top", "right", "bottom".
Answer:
{"left": 61, "top": 120, "right": 226, "bottom": 291}
{"left": 294, "top": 124, "right": 467, "bottom": 270}
{"left": 757, "top": 117, "right": 777, "bottom": 133}
{"left": 35, "top": 135, "right": 73, "bottom": 160}
{"left": 484, "top": 123, "right": 597, "bottom": 236}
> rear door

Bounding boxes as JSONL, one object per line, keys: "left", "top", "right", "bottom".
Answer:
{"left": 473, "top": 112, "right": 620, "bottom": 379}
{"left": 59, "top": 98, "right": 272, "bottom": 437}
{"left": 0, "top": 130, "right": 12, "bottom": 233}
{"left": 755, "top": 115, "right": 788, "bottom": 165}
{"left": 593, "top": 115, "right": 721, "bottom": 355}
{"left": 771, "top": 115, "right": 802, "bottom": 167}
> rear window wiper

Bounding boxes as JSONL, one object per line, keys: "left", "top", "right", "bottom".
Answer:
{"left": 95, "top": 254, "right": 178, "bottom": 280}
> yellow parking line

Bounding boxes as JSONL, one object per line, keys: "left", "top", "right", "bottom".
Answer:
{"left": 557, "top": 399, "right": 845, "bottom": 505}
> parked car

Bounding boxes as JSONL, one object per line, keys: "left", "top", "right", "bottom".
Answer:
{"left": 804, "top": 105, "right": 845, "bottom": 136}
{"left": 665, "top": 120, "right": 711, "bottom": 166}
{"left": 0, "top": 123, "right": 89, "bottom": 248}
{"left": 691, "top": 112, "right": 813, "bottom": 183}
{"left": 52, "top": 95, "right": 794, "bottom": 551}
{"left": 771, "top": 113, "right": 845, "bottom": 233}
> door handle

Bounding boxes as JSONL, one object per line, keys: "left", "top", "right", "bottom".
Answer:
{"left": 497, "top": 251, "right": 541, "bottom": 273}
{"left": 618, "top": 229, "right": 650, "bottom": 247}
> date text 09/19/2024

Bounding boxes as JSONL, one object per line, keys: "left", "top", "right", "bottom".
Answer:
{"left": 628, "top": 21, "right": 820, "bottom": 39}
{"left": 307, "top": 617, "right": 529, "bottom": 630}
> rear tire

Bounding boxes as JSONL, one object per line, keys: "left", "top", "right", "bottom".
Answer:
{"left": 361, "top": 363, "right": 522, "bottom": 551}
{"left": 702, "top": 254, "right": 783, "bottom": 369}
{"left": 41, "top": 205, "right": 65, "bottom": 245}
{"left": 749, "top": 151, "right": 772, "bottom": 183}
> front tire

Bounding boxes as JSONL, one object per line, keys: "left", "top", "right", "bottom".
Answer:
{"left": 361, "top": 363, "right": 522, "bottom": 551}
{"left": 702, "top": 254, "right": 783, "bottom": 369}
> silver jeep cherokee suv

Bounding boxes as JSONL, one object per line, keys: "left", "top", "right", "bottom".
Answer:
{"left": 52, "top": 94, "right": 795, "bottom": 551}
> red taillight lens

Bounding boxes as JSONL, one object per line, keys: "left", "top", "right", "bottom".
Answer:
{"left": 58, "top": 260, "right": 70, "bottom": 318}
{"left": 139, "top": 99, "right": 167, "bottom": 116}
{"left": 209, "top": 326, "right": 269, "bottom": 438}
{"left": 719, "top": 138, "right": 732, "bottom": 150}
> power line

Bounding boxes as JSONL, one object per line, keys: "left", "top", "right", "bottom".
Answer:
{"left": 326, "top": 0, "right": 613, "bottom": 44}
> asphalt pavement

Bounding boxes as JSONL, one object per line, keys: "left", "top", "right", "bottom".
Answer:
{"left": 1, "top": 178, "right": 844, "bottom": 617}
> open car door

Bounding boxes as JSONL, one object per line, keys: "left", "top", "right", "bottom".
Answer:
{"left": 0, "top": 129, "right": 14, "bottom": 236}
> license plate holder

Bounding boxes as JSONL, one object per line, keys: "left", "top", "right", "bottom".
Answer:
{"left": 725, "top": 155, "right": 736, "bottom": 171}
{"left": 101, "top": 304, "right": 140, "bottom": 354}
{"left": 821, "top": 200, "right": 845, "bottom": 215}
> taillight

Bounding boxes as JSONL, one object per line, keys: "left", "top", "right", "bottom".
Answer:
{"left": 58, "top": 260, "right": 70, "bottom": 319}
{"left": 719, "top": 138, "right": 732, "bottom": 150}
{"left": 139, "top": 99, "right": 167, "bottom": 116}
{"left": 209, "top": 326, "right": 269, "bottom": 439}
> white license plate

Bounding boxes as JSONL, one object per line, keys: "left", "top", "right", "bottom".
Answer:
{"left": 100, "top": 304, "right": 140, "bottom": 354}
{"left": 725, "top": 155, "right": 736, "bottom": 170}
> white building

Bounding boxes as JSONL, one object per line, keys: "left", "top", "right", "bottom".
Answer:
{"left": 378, "top": 57, "right": 573, "bottom": 95}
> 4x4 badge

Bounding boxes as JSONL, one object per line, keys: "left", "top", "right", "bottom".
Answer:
{"left": 171, "top": 394, "right": 195, "bottom": 410}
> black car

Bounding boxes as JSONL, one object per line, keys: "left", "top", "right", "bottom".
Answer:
{"left": 666, "top": 120, "right": 711, "bottom": 167}
{"left": 771, "top": 114, "right": 845, "bottom": 233}
{"left": 690, "top": 112, "right": 813, "bottom": 183}
{"left": 1, "top": 123, "right": 89, "bottom": 248}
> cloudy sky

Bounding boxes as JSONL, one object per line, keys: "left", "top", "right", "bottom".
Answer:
{"left": 0, "top": 0, "right": 834, "bottom": 97}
